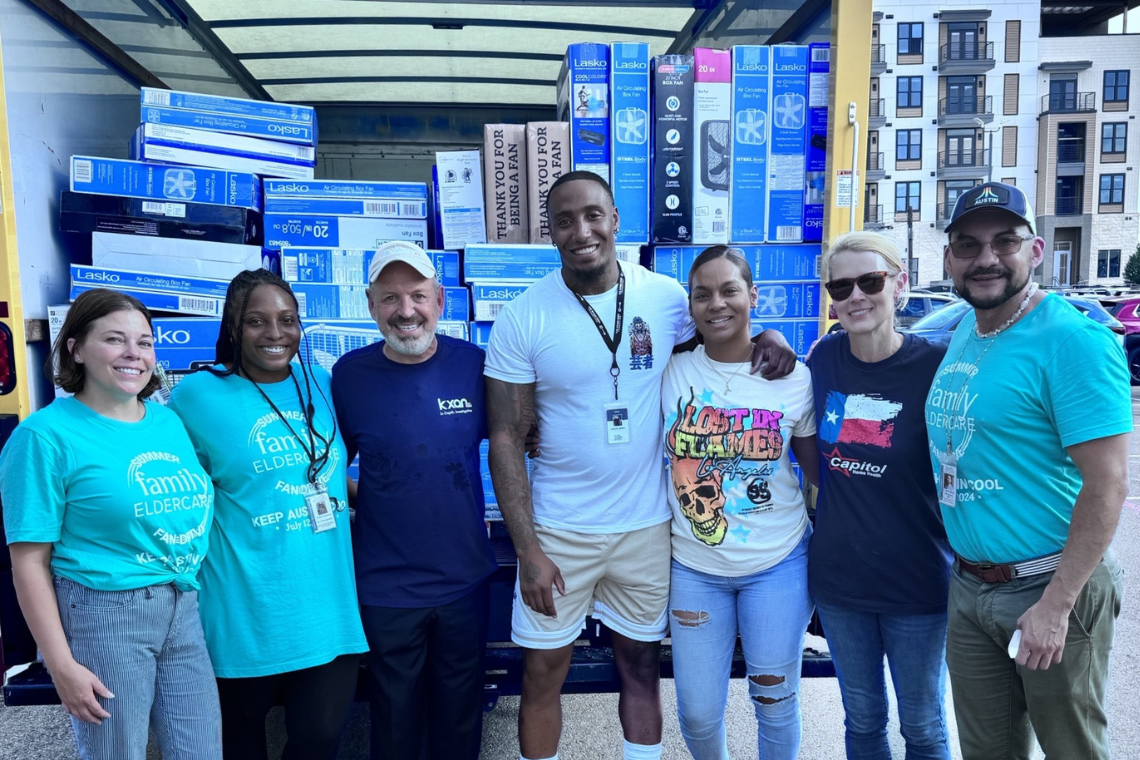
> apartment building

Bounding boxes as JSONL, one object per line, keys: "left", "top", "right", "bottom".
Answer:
{"left": 1035, "top": 35, "right": 1139, "bottom": 286}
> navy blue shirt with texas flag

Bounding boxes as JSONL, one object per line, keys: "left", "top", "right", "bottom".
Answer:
{"left": 332, "top": 335, "right": 497, "bottom": 609}
{"left": 806, "top": 332, "right": 953, "bottom": 615}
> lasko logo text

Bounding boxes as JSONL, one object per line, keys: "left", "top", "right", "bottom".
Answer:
{"left": 267, "top": 124, "right": 308, "bottom": 136}
{"left": 574, "top": 58, "right": 608, "bottom": 68}
{"left": 75, "top": 270, "right": 119, "bottom": 283}
{"left": 613, "top": 60, "right": 648, "bottom": 70}
{"left": 736, "top": 63, "right": 769, "bottom": 72}
{"left": 154, "top": 327, "right": 192, "bottom": 345}
{"left": 272, "top": 183, "right": 310, "bottom": 194}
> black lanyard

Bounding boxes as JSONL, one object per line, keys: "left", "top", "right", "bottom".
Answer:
{"left": 250, "top": 368, "right": 334, "bottom": 486}
{"left": 571, "top": 267, "right": 625, "bottom": 401}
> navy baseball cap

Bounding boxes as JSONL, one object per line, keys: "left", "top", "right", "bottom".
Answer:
{"left": 946, "top": 181, "right": 1035, "bottom": 235}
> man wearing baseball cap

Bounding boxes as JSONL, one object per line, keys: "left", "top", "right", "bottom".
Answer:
{"left": 924, "top": 182, "right": 1130, "bottom": 758}
{"left": 330, "top": 241, "right": 497, "bottom": 760}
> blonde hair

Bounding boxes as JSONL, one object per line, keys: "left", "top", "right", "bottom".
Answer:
{"left": 823, "top": 231, "right": 910, "bottom": 311}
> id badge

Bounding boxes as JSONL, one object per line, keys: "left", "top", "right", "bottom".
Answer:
{"left": 305, "top": 483, "right": 338, "bottom": 533}
{"left": 604, "top": 403, "right": 631, "bottom": 445}
{"left": 938, "top": 460, "right": 958, "bottom": 509}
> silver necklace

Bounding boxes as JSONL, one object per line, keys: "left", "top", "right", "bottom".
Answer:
{"left": 974, "top": 283, "right": 1038, "bottom": 339}
{"left": 705, "top": 350, "right": 747, "bottom": 394}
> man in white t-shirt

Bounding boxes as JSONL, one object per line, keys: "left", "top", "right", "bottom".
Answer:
{"left": 485, "top": 172, "right": 794, "bottom": 760}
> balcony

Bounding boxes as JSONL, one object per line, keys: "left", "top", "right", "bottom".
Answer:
{"left": 938, "top": 95, "right": 993, "bottom": 127}
{"left": 864, "top": 204, "right": 886, "bottom": 230}
{"left": 937, "top": 148, "right": 990, "bottom": 179}
{"left": 871, "top": 44, "right": 886, "bottom": 74}
{"left": 1055, "top": 193, "right": 1083, "bottom": 216}
{"left": 866, "top": 151, "right": 885, "bottom": 180}
{"left": 869, "top": 98, "right": 887, "bottom": 128}
{"left": 938, "top": 41, "right": 995, "bottom": 73}
{"left": 1040, "top": 92, "right": 1096, "bottom": 114}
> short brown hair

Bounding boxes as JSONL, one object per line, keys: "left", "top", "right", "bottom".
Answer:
{"left": 49, "top": 289, "right": 160, "bottom": 398}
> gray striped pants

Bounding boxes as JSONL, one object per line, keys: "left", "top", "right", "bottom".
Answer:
{"left": 53, "top": 576, "right": 222, "bottom": 760}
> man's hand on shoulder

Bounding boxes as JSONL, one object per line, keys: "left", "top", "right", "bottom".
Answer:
{"left": 750, "top": 328, "right": 797, "bottom": 379}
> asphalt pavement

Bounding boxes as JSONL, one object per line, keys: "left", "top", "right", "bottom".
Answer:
{"left": 5, "top": 392, "right": 1140, "bottom": 759}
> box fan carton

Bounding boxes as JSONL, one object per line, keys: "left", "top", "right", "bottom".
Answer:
{"left": 691, "top": 48, "right": 731, "bottom": 245}
{"left": 557, "top": 43, "right": 611, "bottom": 183}
{"left": 130, "top": 127, "right": 315, "bottom": 181}
{"left": 90, "top": 231, "right": 277, "bottom": 281}
{"left": 526, "top": 123, "right": 570, "bottom": 243}
{"left": 729, "top": 46, "right": 771, "bottom": 243}
{"left": 281, "top": 248, "right": 460, "bottom": 287}
{"left": 767, "top": 45, "right": 810, "bottom": 243}
{"left": 482, "top": 125, "right": 529, "bottom": 243}
{"left": 609, "top": 42, "right": 651, "bottom": 244}
{"left": 804, "top": 43, "right": 830, "bottom": 242}
{"left": 650, "top": 55, "right": 694, "bottom": 243}
{"left": 71, "top": 156, "right": 262, "bottom": 211}
{"left": 59, "top": 190, "right": 262, "bottom": 246}
{"left": 263, "top": 179, "right": 428, "bottom": 219}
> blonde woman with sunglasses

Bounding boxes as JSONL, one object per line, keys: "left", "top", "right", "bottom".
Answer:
{"left": 805, "top": 232, "right": 953, "bottom": 759}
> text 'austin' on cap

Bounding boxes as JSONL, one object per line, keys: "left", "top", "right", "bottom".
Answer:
{"left": 946, "top": 181, "right": 1036, "bottom": 235}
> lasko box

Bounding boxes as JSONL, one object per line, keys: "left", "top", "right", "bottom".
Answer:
{"left": 263, "top": 179, "right": 428, "bottom": 219}
{"left": 263, "top": 215, "right": 428, "bottom": 249}
{"left": 652, "top": 243, "right": 820, "bottom": 283}
{"left": 71, "top": 156, "right": 262, "bottom": 211}
{"left": 90, "top": 231, "right": 277, "bottom": 280}
{"left": 70, "top": 282, "right": 224, "bottom": 317}
{"left": 482, "top": 125, "right": 529, "bottom": 243}
{"left": 71, "top": 265, "right": 231, "bottom": 300}
{"left": 651, "top": 55, "right": 695, "bottom": 243}
{"left": 557, "top": 43, "right": 611, "bottom": 183}
{"left": 129, "top": 129, "right": 315, "bottom": 181}
{"left": 730, "top": 46, "right": 771, "bottom": 243}
{"left": 141, "top": 88, "right": 317, "bottom": 129}
{"left": 804, "top": 43, "right": 830, "bottom": 243}
{"left": 751, "top": 281, "right": 821, "bottom": 319}
{"left": 59, "top": 190, "right": 262, "bottom": 246}
{"left": 750, "top": 319, "right": 819, "bottom": 357}
{"left": 436, "top": 150, "right": 488, "bottom": 250}
{"left": 463, "top": 243, "right": 562, "bottom": 282}
{"left": 296, "top": 320, "right": 468, "bottom": 372}
{"left": 136, "top": 123, "right": 316, "bottom": 165}
{"left": 767, "top": 45, "right": 810, "bottom": 243}
{"left": 291, "top": 285, "right": 469, "bottom": 321}
{"left": 141, "top": 105, "right": 315, "bottom": 147}
{"left": 526, "top": 122, "right": 570, "bottom": 243}
{"left": 281, "top": 248, "right": 460, "bottom": 287}
{"left": 691, "top": 48, "right": 732, "bottom": 245}
{"left": 470, "top": 282, "right": 534, "bottom": 321}
{"left": 609, "top": 42, "right": 652, "bottom": 244}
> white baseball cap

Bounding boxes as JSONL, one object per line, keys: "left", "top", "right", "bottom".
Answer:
{"left": 367, "top": 241, "right": 436, "bottom": 283}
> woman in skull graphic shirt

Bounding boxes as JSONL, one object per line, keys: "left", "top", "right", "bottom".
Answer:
{"left": 660, "top": 246, "right": 818, "bottom": 760}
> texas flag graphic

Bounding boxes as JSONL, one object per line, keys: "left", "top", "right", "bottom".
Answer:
{"left": 819, "top": 391, "right": 903, "bottom": 448}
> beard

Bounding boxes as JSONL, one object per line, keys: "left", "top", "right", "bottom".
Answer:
{"left": 380, "top": 321, "right": 435, "bottom": 357}
{"left": 957, "top": 266, "right": 1031, "bottom": 310}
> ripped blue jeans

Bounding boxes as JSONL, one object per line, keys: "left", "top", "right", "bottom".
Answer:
{"left": 669, "top": 531, "right": 813, "bottom": 760}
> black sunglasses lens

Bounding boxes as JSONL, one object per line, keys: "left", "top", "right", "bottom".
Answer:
{"left": 857, "top": 273, "right": 887, "bottom": 295}
{"left": 826, "top": 279, "right": 855, "bottom": 300}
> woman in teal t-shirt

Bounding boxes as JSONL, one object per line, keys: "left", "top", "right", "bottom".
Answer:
{"left": 0, "top": 289, "right": 220, "bottom": 760}
{"left": 168, "top": 268, "right": 366, "bottom": 760}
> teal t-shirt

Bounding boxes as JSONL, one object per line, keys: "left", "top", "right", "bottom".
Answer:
{"left": 925, "top": 294, "right": 1132, "bottom": 563}
{"left": 168, "top": 365, "right": 367, "bottom": 678}
{"left": 0, "top": 397, "right": 213, "bottom": 592}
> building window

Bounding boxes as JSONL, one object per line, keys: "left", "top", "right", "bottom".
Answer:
{"left": 1048, "top": 74, "right": 1078, "bottom": 111}
{"left": 1104, "top": 70, "right": 1130, "bottom": 105}
{"left": 1056, "top": 122, "right": 1086, "bottom": 163}
{"left": 1100, "top": 174, "right": 1125, "bottom": 206}
{"left": 897, "top": 130, "right": 922, "bottom": 160}
{"left": 1098, "top": 249, "right": 1122, "bottom": 278}
{"left": 895, "top": 181, "right": 921, "bottom": 213}
{"left": 898, "top": 77, "right": 923, "bottom": 109}
{"left": 1056, "top": 176, "right": 1083, "bottom": 215}
{"left": 898, "top": 23, "right": 923, "bottom": 55}
{"left": 1101, "top": 123, "right": 1127, "bottom": 155}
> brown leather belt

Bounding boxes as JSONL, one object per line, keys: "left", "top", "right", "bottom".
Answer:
{"left": 956, "top": 552, "right": 1062, "bottom": 584}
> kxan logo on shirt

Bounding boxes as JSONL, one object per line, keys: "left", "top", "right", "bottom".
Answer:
{"left": 437, "top": 397, "right": 474, "bottom": 416}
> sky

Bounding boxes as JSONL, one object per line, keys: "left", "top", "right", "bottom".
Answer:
{"left": 1107, "top": 8, "right": 1140, "bottom": 33}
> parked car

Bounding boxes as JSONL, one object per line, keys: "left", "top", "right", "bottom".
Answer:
{"left": 1099, "top": 297, "right": 1140, "bottom": 336}
{"left": 827, "top": 292, "right": 959, "bottom": 332}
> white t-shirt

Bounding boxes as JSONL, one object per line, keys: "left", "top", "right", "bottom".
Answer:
{"left": 661, "top": 346, "right": 815, "bottom": 577}
{"left": 485, "top": 261, "right": 695, "bottom": 533}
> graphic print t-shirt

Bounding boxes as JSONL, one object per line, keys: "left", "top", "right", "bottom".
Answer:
{"left": 485, "top": 262, "right": 695, "bottom": 533}
{"left": 169, "top": 366, "right": 366, "bottom": 678}
{"left": 0, "top": 397, "right": 213, "bottom": 592}
{"left": 661, "top": 348, "right": 815, "bottom": 577}
{"left": 807, "top": 333, "right": 952, "bottom": 614}
{"left": 925, "top": 294, "right": 1132, "bottom": 564}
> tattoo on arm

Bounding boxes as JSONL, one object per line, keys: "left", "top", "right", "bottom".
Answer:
{"left": 486, "top": 378, "right": 539, "bottom": 556}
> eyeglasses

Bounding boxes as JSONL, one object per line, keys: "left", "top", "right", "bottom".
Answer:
{"left": 948, "top": 234, "right": 1033, "bottom": 259}
{"left": 824, "top": 271, "right": 893, "bottom": 301}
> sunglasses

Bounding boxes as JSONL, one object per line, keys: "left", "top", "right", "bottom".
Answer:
{"left": 824, "top": 271, "right": 894, "bottom": 301}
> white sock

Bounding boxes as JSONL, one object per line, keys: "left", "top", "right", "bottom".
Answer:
{"left": 623, "top": 740, "right": 662, "bottom": 760}
{"left": 520, "top": 755, "right": 558, "bottom": 760}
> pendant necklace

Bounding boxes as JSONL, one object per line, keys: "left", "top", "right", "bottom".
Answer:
{"left": 706, "top": 350, "right": 747, "bottom": 394}
{"left": 975, "top": 283, "right": 1038, "bottom": 339}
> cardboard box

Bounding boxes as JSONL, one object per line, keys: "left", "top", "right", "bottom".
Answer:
{"left": 804, "top": 43, "right": 830, "bottom": 243}
{"left": 651, "top": 243, "right": 821, "bottom": 283}
{"left": 265, "top": 179, "right": 428, "bottom": 201}
{"left": 263, "top": 215, "right": 428, "bottom": 249}
{"left": 281, "top": 248, "right": 460, "bottom": 286}
{"left": 651, "top": 55, "right": 695, "bottom": 243}
{"left": 141, "top": 88, "right": 316, "bottom": 130}
{"left": 136, "top": 123, "right": 316, "bottom": 164}
{"left": 751, "top": 281, "right": 821, "bottom": 319}
{"left": 609, "top": 42, "right": 652, "bottom": 244}
{"left": 730, "top": 46, "right": 771, "bottom": 243}
{"left": 557, "top": 43, "right": 611, "bottom": 183}
{"left": 435, "top": 150, "right": 487, "bottom": 250}
{"left": 469, "top": 282, "right": 533, "bottom": 321}
{"left": 750, "top": 318, "right": 820, "bottom": 357}
{"left": 615, "top": 244, "right": 643, "bottom": 265}
{"left": 482, "top": 125, "right": 529, "bottom": 243}
{"left": 59, "top": 190, "right": 262, "bottom": 246}
{"left": 72, "top": 265, "right": 231, "bottom": 300}
{"left": 463, "top": 243, "right": 562, "bottom": 282}
{"left": 525, "top": 122, "right": 570, "bottom": 243}
{"left": 291, "top": 285, "right": 469, "bottom": 321}
{"left": 479, "top": 439, "right": 533, "bottom": 521}
{"left": 264, "top": 180, "right": 429, "bottom": 219}
{"left": 767, "top": 45, "right": 809, "bottom": 243}
{"left": 470, "top": 321, "right": 494, "bottom": 349}
{"left": 691, "top": 48, "right": 732, "bottom": 245}
{"left": 70, "top": 282, "right": 225, "bottom": 317}
{"left": 71, "top": 156, "right": 262, "bottom": 211}
{"left": 296, "top": 320, "right": 469, "bottom": 370}
{"left": 91, "top": 231, "right": 276, "bottom": 280}
{"left": 141, "top": 105, "right": 315, "bottom": 146}
{"left": 129, "top": 130, "right": 315, "bottom": 180}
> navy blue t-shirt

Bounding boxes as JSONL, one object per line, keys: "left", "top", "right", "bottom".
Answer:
{"left": 332, "top": 335, "right": 497, "bottom": 608}
{"left": 806, "top": 332, "right": 953, "bottom": 615}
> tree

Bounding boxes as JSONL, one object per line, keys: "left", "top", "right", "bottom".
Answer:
{"left": 1125, "top": 244, "right": 1140, "bottom": 285}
